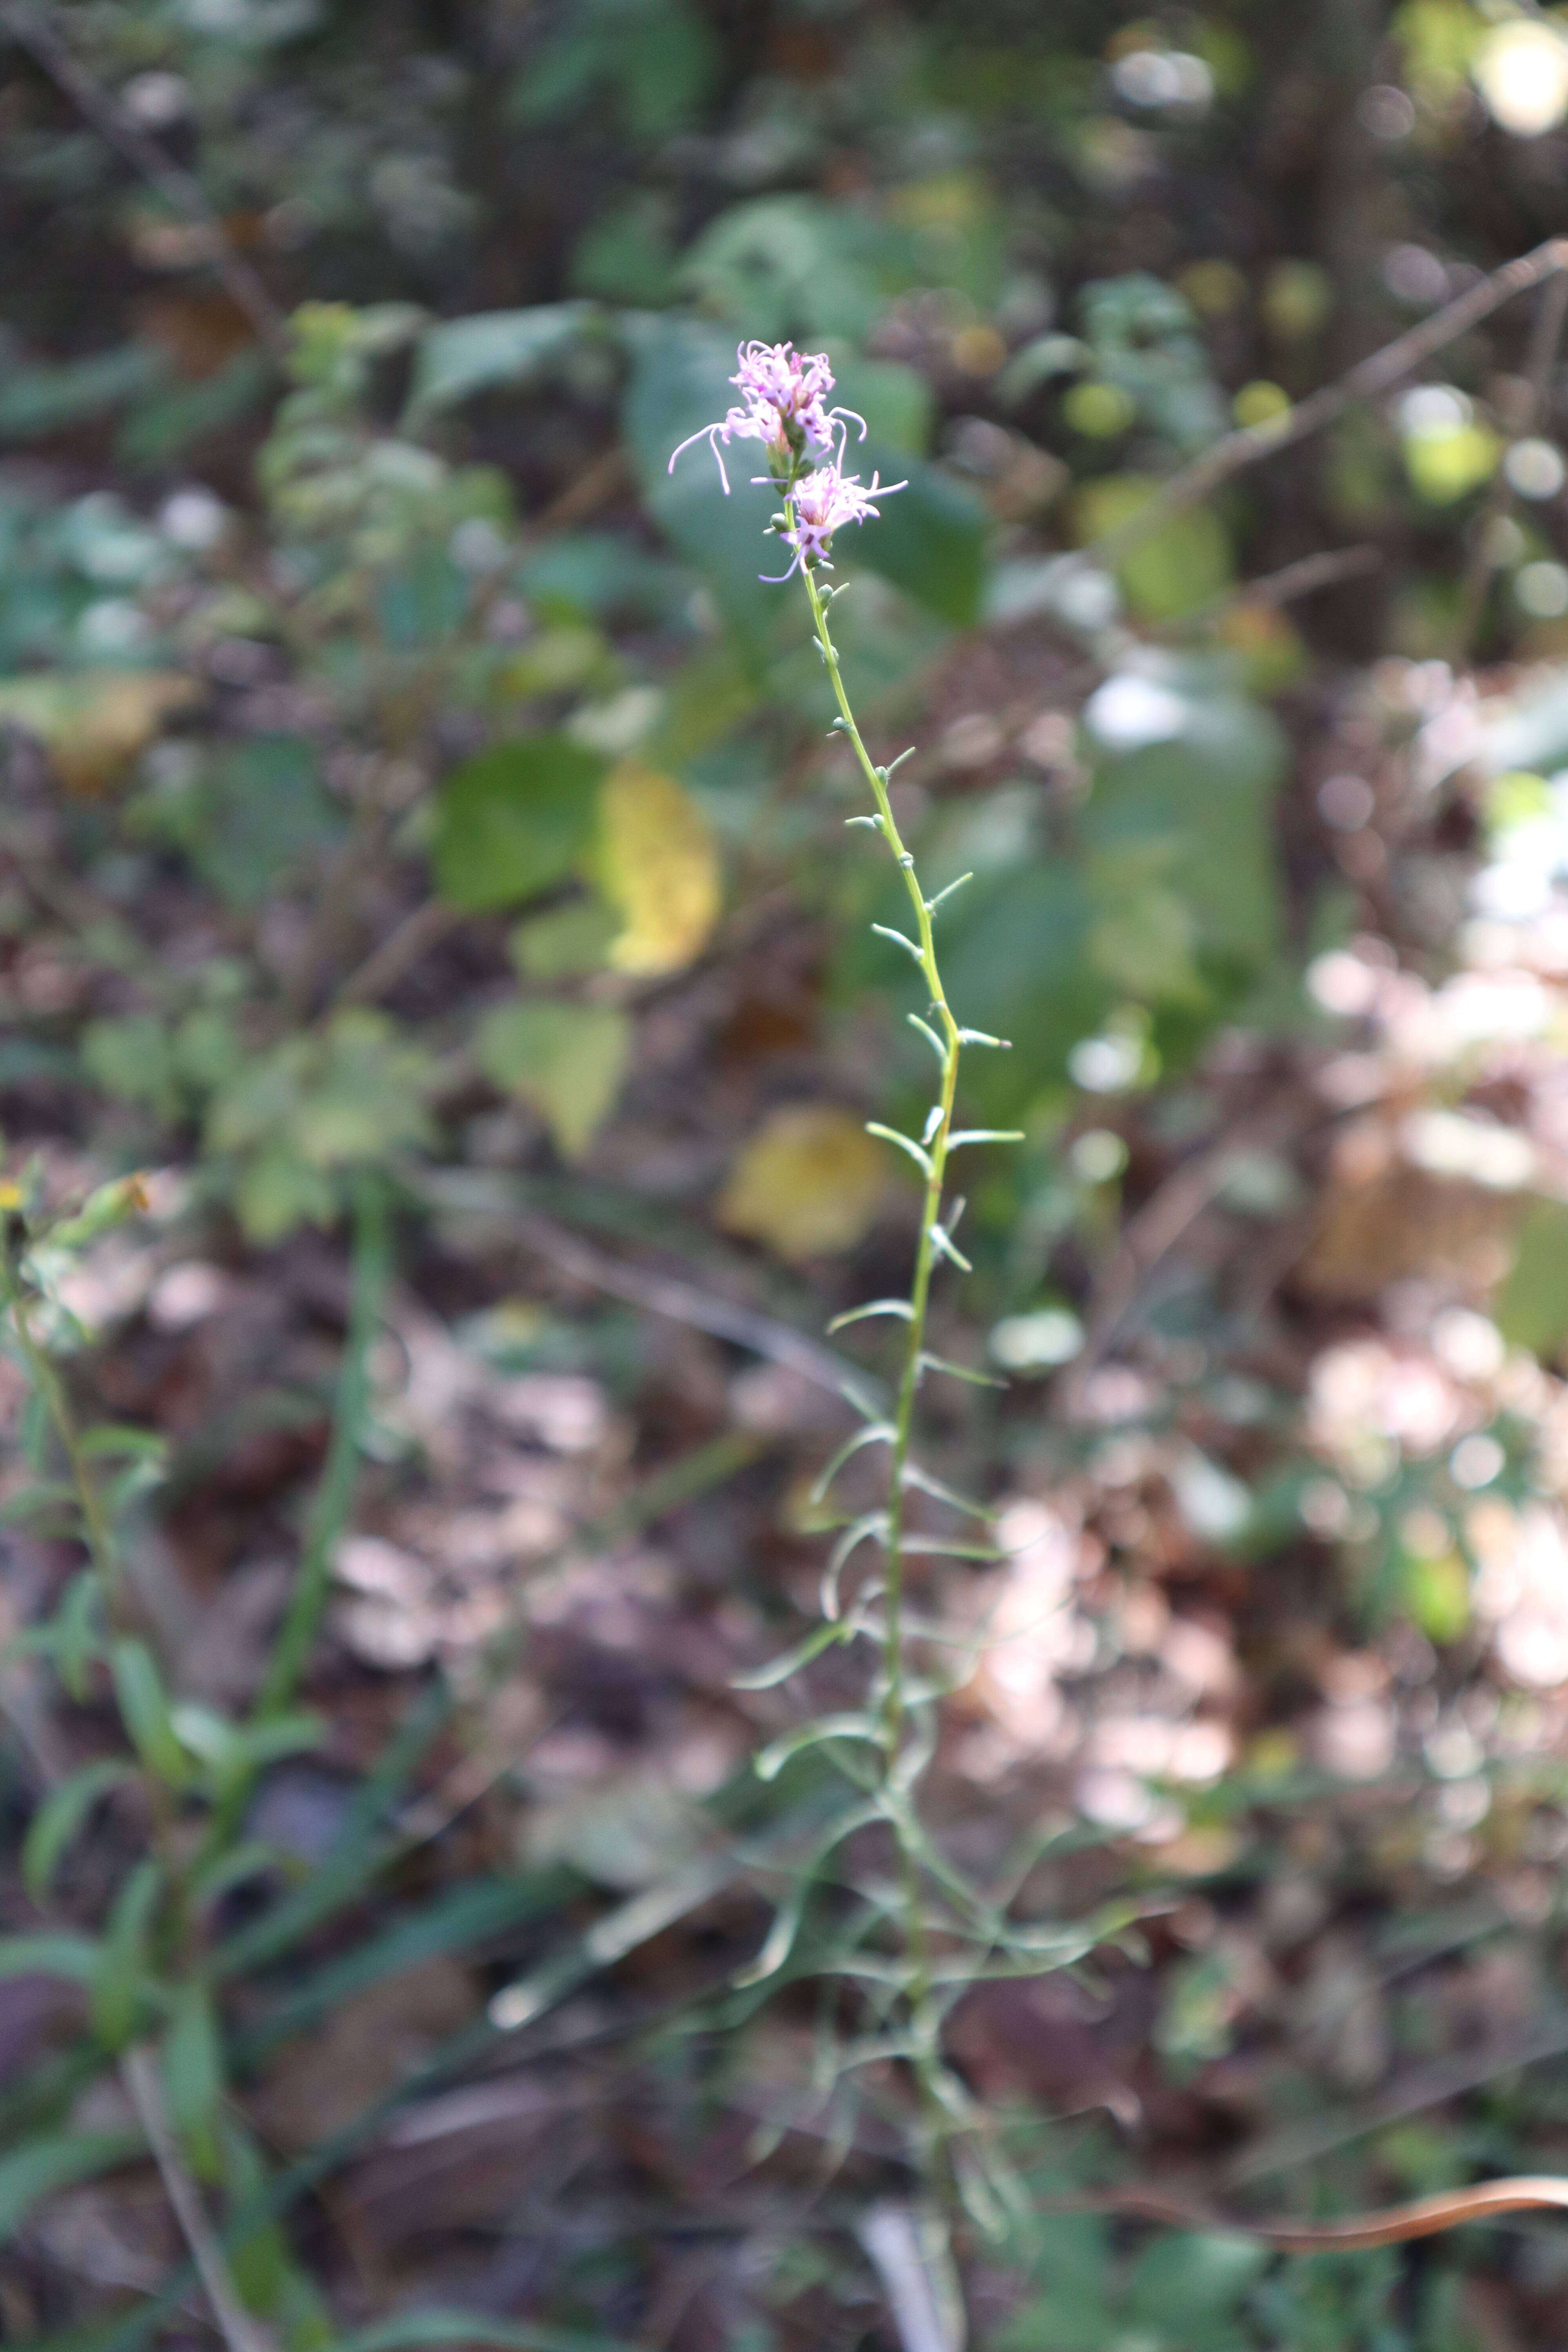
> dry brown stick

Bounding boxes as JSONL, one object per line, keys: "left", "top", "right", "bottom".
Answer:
{"left": 1083, "top": 236, "right": 1568, "bottom": 572}
{"left": 1186, "top": 543, "right": 1382, "bottom": 628}
{"left": 1452, "top": 266, "right": 1568, "bottom": 659}
{"left": 333, "top": 897, "right": 459, "bottom": 1008}
{"left": 516, "top": 1209, "right": 881, "bottom": 1406}
{"left": 120, "top": 2045, "right": 276, "bottom": 2352}
{"left": 1046, "top": 2174, "right": 1568, "bottom": 2254}
{"left": 0, "top": 0, "right": 289, "bottom": 355}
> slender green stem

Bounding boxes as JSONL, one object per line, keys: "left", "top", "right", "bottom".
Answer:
{"left": 795, "top": 550, "right": 972, "bottom": 2106}
{"left": 7, "top": 1286, "right": 121, "bottom": 1595}
{"left": 255, "top": 1173, "right": 390, "bottom": 1717}
{"left": 799, "top": 558, "right": 962, "bottom": 1771}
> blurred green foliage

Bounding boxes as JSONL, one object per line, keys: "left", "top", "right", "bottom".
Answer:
{"left": 6, "top": 0, "right": 1568, "bottom": 2345}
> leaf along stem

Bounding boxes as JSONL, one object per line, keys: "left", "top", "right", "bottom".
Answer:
{"left": 254, "top": 1172, "right": 390, "bottom": 1718}
{"left": 5, "top": 1286, "right": 121, "bottom": 1599}
{"left": 799, "top": 557, "right": 961, "bottom": 1777}
{"left": 796, "top": 545, "right": 983, "bottom": 2127}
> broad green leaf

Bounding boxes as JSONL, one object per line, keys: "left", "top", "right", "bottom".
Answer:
{"left": 1495, "top": 1193, "right": 1568, "bottom": 1359}
{"left": 915, "top": 863, "right": 1109, "bottom": 1120}
{"left": 191, "top": 735, "right": 343, "bottom": 910}
{"left": 117, "top": 347, "right": 273, "bottom": 468}
{"left": 1081, "top": 657, "right": 1287, "bottom": 976}
{"left": 406, "top": 304, "right": 590, "bottom": 417}
{"left": 508, "top": 0, "right": 714, "bottom": 142}
{"left": 828, "top": 354, "right": 935, "bottom": 455}
{"left": 596, "top": 760, "right": 721, "bottom": 974}
{"left": 679, "top": 196, "right": 881, "bottom": 341}
{"left": 717, "top": 1106, "right": 885, "bottom": 1261}
{"left": 233, "top": 1151, "right": 337, "bottom": 1243}
{"left": 850, "top": 444, "right": 989, "bottom": 627}
{"left": 23, "top": 1760, "right": 137, "bottom": 1900}
{"left": 624, "top": 315, "right": 780, "bottom": 651}
{"left": 475, "top": 999, "right": 631, "bottom": 1158}
{"left": 0, "top": 343, "right": 163, "bottom": 440}
{"left": 1123, "top": 2230, "right": 1269, "bottom": 2328}
{"left": 433, "top": 736, "right": 604, "bottom": 913}
{"left": 80, "top": 1014, "right": 179, "bottom": 1118}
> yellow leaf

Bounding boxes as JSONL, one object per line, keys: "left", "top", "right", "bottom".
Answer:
{"left": 0, "top": 671, "right": 199, "bottom": 795}
{"left": 717, "top": 1106, "right": 885, "bottom": 1262}
{"left": 597, "top": 760, "right": 721, "bottom": 976}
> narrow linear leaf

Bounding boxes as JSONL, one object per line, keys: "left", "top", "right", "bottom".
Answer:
{"left": 730, "top": 1619, "right": 851, "bottom": 1692}
{"left": 0, "top": 1480, "right": 76, "bottom": 1527}
{"left": 827, "top": 1298, "right": 913, "bottom": 1334}
{"left": 946, "top": 1130, "right": 1026, "bottom": 1151}
{"left": 755, "top": 1712, "right": 886, "bottom": 1783}
{"left": 162, "top": 1981, "right": 224, "bottom": 2184}
{"left": 23, "top": 1760, "right": 137, "bottom": 1900}
{"left": 810, "top": 1420, "right": 895, "bottom": 1505}
{"left": 733, "top": 1803, "right": 880, "bottom": 1987}
{"left": 897, "top": 1535, "right": 1001, "bottom": 1561}
{"left": 918, "top": 1351, "right": 1006, "bottom": 1389}
{"left": 822, "top": 1510, "right": 889, "bottom": 1621}
{"left": 901, "top": 1462, "right": 993, "bottom": 1523}
{"left": 0, "top": 2128, "right": 141, "bottom": 2238}
{"left": 864, "top": 1123, "right": 934, "bottom": 1179}
{"left": 110, "top": 1641, "right": 189, "bottom": 1789}
{"left": 90, "top": 1860, "right": 162, "bottom": 2049}
{"left": 927, "top": 1224, "right": 973, "bottom": 1273}
{"left": 0, "top": 1933, "right": 101, "bottom": 1984}
{"left": 870, "top": 922, "right": 926, "bottom": 965}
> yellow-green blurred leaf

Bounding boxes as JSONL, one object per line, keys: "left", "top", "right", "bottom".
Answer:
{"left": 0, "top": 671, "right": 199, "bottom": 795}
{"left": 1495, "top": 1193, "right": 1568, "bottom": 1359}
{"left": 476, "top": 998, "right": 630, "bottom": 1158}
{"left": 1403, "top": 1548, "right": 1471, "bottom": 1645}
{"left": 509, "top": 896, "right": 619, "bottom": 980}
{"left": 717, "top": 1105, "right": 885, "bottom": 1261}
{"left": 597, "top": 759, "right": 722, "bottom": 975}
{"left": 1403, "top": 423, "right": 1499, "bottom": 504}
{"left": 1073, "top": 474, "right": 1232, "bottom": 620}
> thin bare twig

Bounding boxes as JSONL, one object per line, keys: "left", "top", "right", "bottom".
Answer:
{"left": 515, "top": 1209, "right": 883, "bottom": 1408}
{"left": 120, "top": 2046, "right": 276, "bottom": 2352}
{"left": 1185, "top": 543, "right": 1382, "bottom": 630}
{"left": 0, "top": 0, "right": 289, "bottom": 354}
{"left": 333, "top": 897, "right": 459, "bottom": 1008}
{"left": 1452, "top": 266, "right": 1568, "bottom": 658}
{"left": 857, "top": 2204, "right": 966, "bottom": 2352}
{"left": 1084, "top": 236, "right": 1568, "bottom": 572}
{"left": 1044, "top": 2169, "right": 1568, "bottom": 2254}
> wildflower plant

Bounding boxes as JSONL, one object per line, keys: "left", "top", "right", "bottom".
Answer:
{"left": 672, "top": 346, "right": 1110, "bottom": 2236}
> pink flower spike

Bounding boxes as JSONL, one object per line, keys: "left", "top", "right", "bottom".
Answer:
{"left": 668, "top": 420, "right": 736, "bottom": 492}
{"left": 667, "top": 340, "right": 868, "bottom": 491}
{"left": 761, "top": 462, "right": 907, "bottom": 581}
